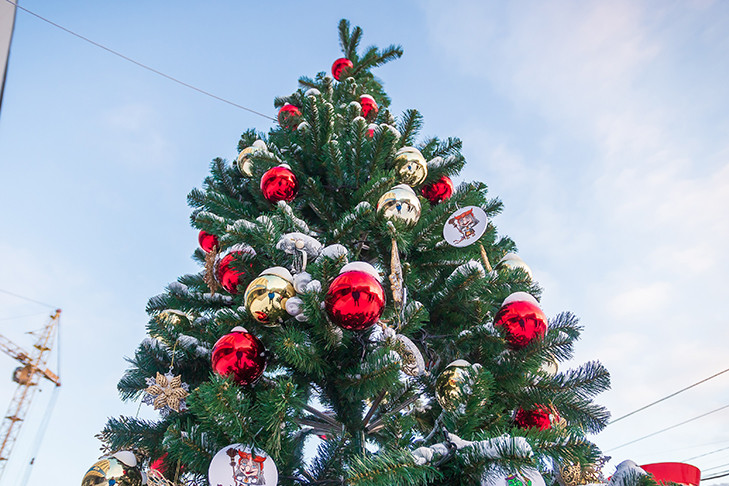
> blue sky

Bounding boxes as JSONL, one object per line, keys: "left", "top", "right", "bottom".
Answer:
{"left": 1, "top": 1, "right": 729, "bottom": 485}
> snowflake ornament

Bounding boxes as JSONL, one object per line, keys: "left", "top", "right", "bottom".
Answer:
{"left": 143, "top": 372, "right": 189, "bottom": 414}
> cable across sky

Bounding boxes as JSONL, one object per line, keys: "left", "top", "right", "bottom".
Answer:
{"left": 4, "top": 0, "right": 277, "bottom": 122}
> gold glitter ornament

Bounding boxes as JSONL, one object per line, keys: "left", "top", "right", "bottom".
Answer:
{"left": 392, "top": 334, "right": 425, "bottom": 377}
{"left": 244, "top": 267, "right": 296, "bottom": 326}
{"left": 560, "top": 459, "right": 606, "bottom": 486}
{"left": 434, "top": 359, "right": 473, "bottom": 412}
{"left": 394, "top": 147, "right": 428, "bottom": 185}
{"left": 376, "top": 184, "right": 421, "bottom": 226}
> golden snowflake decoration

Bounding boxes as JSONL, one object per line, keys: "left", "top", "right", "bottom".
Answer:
{"left": 143, "top": 372, "right": 189, "bottom": 413}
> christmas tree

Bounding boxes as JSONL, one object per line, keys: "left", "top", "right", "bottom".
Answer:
{"left": 91, "top": 20, "right": 611, "bottom": 486}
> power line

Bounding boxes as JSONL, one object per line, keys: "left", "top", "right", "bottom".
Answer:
{"left": 610, "top": 366, "right": 729, "bottom": 424}
{"left": 0, "top": 288, "right": 57, "bottom": 309}
{"left": 701, "top": 462, "right": 729, "bottom": 473}
{"left": 606, "top": 403, "right": 729, "bottom": 452}
{"left": 684, "top": 445, "right": 729, "bottom": 462}
{"left": 4, "top": 0, "right": 277, "bottom": 122}
{"left": 702, "top": 470, "right": 729, "bottom": 481}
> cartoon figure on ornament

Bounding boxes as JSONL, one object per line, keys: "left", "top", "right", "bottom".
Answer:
{"left": 227, "top": 448, "right": 267, "bottom": 485}
{"left": 448, "top": 208, "right": 480, "bottom": 244}
{"left": 506, "top": 474, "right": 532, "bottom": 486}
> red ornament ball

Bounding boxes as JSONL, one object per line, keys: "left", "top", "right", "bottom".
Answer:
{"left": 367, "top": 123, "right": 378, "bottom": 139}
{"left": 331, "top": 57, "right": 354, "bottom": 80}
{"left": 325, "top": 265, "right": 385, "bottom": 331}
{"left": 493, "top": 293, "right": 548, "bottom": 349}
{"left": 360, "top": 95, "right": 378, "bottom": 121}
{"left": 277, "top": 103, "right": 302, "bottom": 129}
{"left": 211, "top": 327, "right": 267, "bottom": 386}
{"left": 216, "top": 246, "right": 255, "bottom": 294}
{"left": 515, "top": 405, "right": 557, "bottom": 430}
{"left": 421, "top": 176, "right": 454, "bottom": 204}
{"left": 261, "top": 165, "right": 299, "bottom": 203}
{"left": 198, "top": 230, "right": 219, "bottom": 253}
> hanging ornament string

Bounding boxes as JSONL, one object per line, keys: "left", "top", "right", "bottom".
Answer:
{"left": 169, "top": 338, "right": 180, "bottom": 372}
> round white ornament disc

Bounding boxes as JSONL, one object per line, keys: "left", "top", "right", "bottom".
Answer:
{"left": 443, "top": 206, "right": 488, "bottom": 247}
{"left": 481, "top": 468, "right": 546, "bottom": 486}
{"left": 208, "top": 444, "right": 278, "bottom": 486}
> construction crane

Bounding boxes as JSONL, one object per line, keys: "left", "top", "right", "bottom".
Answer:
{"left": 0, "top": 309, "right": 61, "bottom": 481}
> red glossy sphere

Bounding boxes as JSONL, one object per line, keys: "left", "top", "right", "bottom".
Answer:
{"left": 261, "top": 166, "right": 299, "bottom": 203}
{"left": 277, "top": 103, "right": 302, "bottom": 129}
{"left": 421, "top": 176, "right": 454, "bottom": 204}
{"left": 493, "top": 299, "right": 548, "bottom": 349}
{"left": 331, "top": 57, "right": 354, "bottom": 80}
{"left": 360, "top": 95, "right": 378, "bottom": 121}
{"left": 198, "top": 230, "right": 218, "bottom": 253}
{"left": 325, "top": 270, "right": 385, "bottom": 331}
{"left": 515, "top": 405, "right": 556, "bottom": 430}
{"left": 217, "top": 251, "right": 252, "bottom": 294}
{"left": 211, "top": 329, "right": 266, "bottom": 386}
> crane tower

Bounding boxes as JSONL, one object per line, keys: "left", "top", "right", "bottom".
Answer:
{"left": 0, "top": 309, "right": 61, "bottom": 481}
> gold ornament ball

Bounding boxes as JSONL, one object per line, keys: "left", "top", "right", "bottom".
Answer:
{"left": 394, "top": 147, "right": 428, "bottom": 185}
{"left": 81, "top": 457, "right": 143, "bottom": 486}
{"left": 434, "top": 359, "right": 472, "bottom": 412}
{"left": 244, "top": 267, "right": 296, "bottom": 326}
{"left": 236, "top": 147, "right": 258, "bottom": 177}
{"left": 236, "top": 141, "right": 267, "bottom": 177}
{"left": 376, "top": 184, "right": 421, "bottom": 226}
{"left": 497, "top": 252, "right": 534, "bottom": 280}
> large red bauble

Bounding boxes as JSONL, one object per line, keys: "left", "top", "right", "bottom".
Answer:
{"left": 217, "top": 250, "right": 253, "bottom": 294}
{"left": 493, "top": 298, "right": 547, "bottom": 349}
{"left": 360, "top": 95, "right": 378, "bottom": 121}
{"left": 260, "top": 166, "right": 299, "bottom": 203}
{"left": 421, "top": 176, "right": 454, "bottom": 204}
{"left": 325, "top": 270, "right": 385, "bottom": 331}
{"left": 515, "top": 405, "right": 556, "bottom": 430}
{"left": 331, "top": 57, "right": 354, "bottom": 80}
{"left": 211, "top": 328, "right": 266, "bottom": 386}
{"left": 277, "top": 103, "right": 302, "bottom": 129}
{"left": 198, "top": 230, "right": 218, "bottom": 253}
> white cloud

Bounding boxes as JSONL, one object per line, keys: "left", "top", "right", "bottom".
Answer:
{"left": 422, "top": 0, "right": 729, "bottom": 475}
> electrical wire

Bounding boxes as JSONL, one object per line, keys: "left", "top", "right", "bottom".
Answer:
{"left": 606, "top": 403, "right": 729, "bottom": 452}
{"left": 610, "top": 366, "right": 729, "bottom": 425}
{"left": 684, "top": 445, "right": 729, "bottom": 462}
{"left": 701, "top": 470, "right": 729, "bottom": 481}
{"left": 4, "top": 0, "right": 277, "bottom": 122}
{"left": 0, "top": 288, "right": 57, "bottom": 309}
{"left": 700, "top": 462, "right": 729, "bottom": 473}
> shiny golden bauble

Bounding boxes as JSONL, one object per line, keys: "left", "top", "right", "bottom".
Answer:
{"left": 540, "top": 355, "right": 559, "bottom": 376}
{"left": 394, "top": 147, "right": 428, "bottom": 185}
{"left": 376, "top": 184, "right": 421, "bottom": 226}
{"left": 236, "top": 147, "right": 257, "bottom": 177}
{"left": 497, "top": 252, "right": 534, "bottom": 280}
{"left": 244, "top": 268, "right": 296, "bottom": 326}
{"left": 434, "top": 359, "right": 472, "bottom": 412}
{"left": 81, "top": 457, "right": 143, "bottom": 486}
